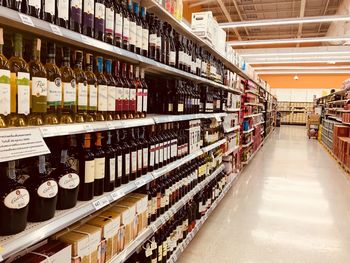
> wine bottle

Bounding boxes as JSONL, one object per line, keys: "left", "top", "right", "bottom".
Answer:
{"left": 95, "top": 56, "right": 108, "bottom": 121}
{"left": 78, "top": 133, "right": 95, "bottom": 201}
{"left": 128, "top": 0, "right": 136, "bottom": 53}
{"left": 8, "top": 33, "right": 30, "bottom": 127}
{"left": 27, "top": 0, "right": 41, "bottom": 18}
{"left": 26, "top": 156, "right": 58, "bottom": 222}
{"left": 120, "top": 129, "right": 130, "bottom": 184}
{"left": 29, "top": 38, "right": 47, "bottom": 126}
{"left": 105, "top": 58, "right": 117, "bottom": 120}
{"left": 113, "top": 129, "right": 123, "bottom": 187}
{"left": 9, "top": 0, "right": 22, "bottom": 11}
{"left": 0, "top": 28, "right": 10, "bottom": 128}
{"left": 43, "top": 0, "right": 55, "bottom": 23}
{"left": 139, "top": 126, "right": 148, "bottom": 175}
{"left": 129, "top": 128, "right": 138, "bottom": 181}
{"left": 95, "top": 0, "right": 105, "bottom": 41}
{"left": 73, "top": 50, "right": 88, "bottom": 123}
{"left": 114, "top": 60, "right": 123, "bottom": 119}
{"left": 140, "top": 68, "right": 148, "bottom": 118}
{"left": 155, "top": 19, "right": 161, "bottom": 62}
{"left": 148, "top": 125, "right": 156, "bottom": 172}
{"left": 45, "top": 42, "right": 61, "bottom": 125}
{"left": 82, "top": 0, "right": 94, "bottom": 37}
{"left": 149, "top": 15, "right": 156, "bottom": 60}
{"left": 121, "top": 0, "right": 129, "bottom": 50}
{"left": 70, "top": 0, "right": 83, "bottom": 33}
{"left": 120, "top": 62, "right": 129, "bottom": 119}
{"left": 85, "top": 53, "right": 97, "bottom": 122}
{"left": 127, "top": 64, "right": 136, "bottom": 119}
{"left": 169, "top": 26, "right": 176, "bottom": 68}
{"left": 114, "top": 0, "right": 123, "bottom": 48}
{"left": 94, "top": 132, "right": 105, "bottom": 196}
{"left": 57, "top": 0, "right": 69, "bottom": 28}
{"left": 141, "top": 6, "right": 148, "bottom": 57}
{"left": 134, "top": 1, "right": 142, "bottom": 55}
{"left": 105, "top": 0, "right": 115, "bottom": 44}
{"left": 103, "top": 131, "right": 116, "bottom": 192}
{"left": 135, "top": 66, "right": 142, "bottom": 118}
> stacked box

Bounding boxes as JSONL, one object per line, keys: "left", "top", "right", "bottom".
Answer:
{"left": 333, "top": 125, "right": 350, "bottom": 157}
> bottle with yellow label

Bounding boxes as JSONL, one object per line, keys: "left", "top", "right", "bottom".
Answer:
{"left": 8, "top": 33, "right": 30, "bottom": 127}
{"left": 29, "top": 38, "right": 47, "bottom": 126}
{"left": 73, "top": 50, "right": 88, "bottom": 123}
{"left": 0, "top": 28, "right": 10, "bottom": 128}
{"left": 84, "top": 53, "right": 97, "bottom": 122}
{"left": 95, "top": 56, "right": 108, "bottom": 121}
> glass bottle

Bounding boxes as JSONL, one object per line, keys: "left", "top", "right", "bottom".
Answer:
{"left": 43, "top": 0, "right": 55, "bottom": 23}
{"left": 149, "top": 14, "right": 156, "bottom": 60}
{"left": 60, "top": 47, "right": 76, "bottom": 124}
{"left": 83, "top": 0, "right": 94, "bottom": 37}
{"left": 148, "top": 125, "right": 156, "bottom": 172}
{"left": 85, "top": 53, "right": 97, "bottom": 122}
{"left": 169, "top": 26, "right": 176, "bottom": 68}
{"left": 134, "top": 2, "right": 142, "bottom": 55}
{"left": 73, "top": 50, "right": 88, "bottom": 123}
{"left": 140, "top": 68, "right": 148, "bottom": 118}
{"left": 161, "top": 21, "right": 168, "bottom": 65}
{"left": 103, "top": 131, "right": 116, "bottom": 192}
{"left": 78, "top": 133, "right": 95, "bottom": 201}
{"left": 9, "top": 0, "right": 22, "bottom": 11}
{"left": 139, "top": 126, "right": 148, "bottom": 175}
{"left": 105, "top": 0, "right": 115, "bottom": 44}
{"left": 134, "top": 128, "right": 143, "bottom": 178}
{"left": 27, "top": 0, "right": 41, "bottom": 17}
{"left": 120, "top": 129, "right": 130, "bottom": 184}
{"left": 114, "top": 60, "right": 123, "bottom": 119}
{"left": 127, "top": 64, "right": 136, "bottom": 119}
{"left": 121, "top": 0, "right": 130, "bottom": 50}
{"left": 0, "top": 28, "right": 10, "bottom": 128}
{"left": 57, "top": 0, "right": 69, "bottom": 28}
{"left": 105, "top": 59, "right": 117, "bottom": 120}
{"left": 141, "top": 6, "right": 149, "bottom": 57}
{"left": 95, "top": 0, "right": 105, "bottom": 41}
{"left": 135, "top": 66, "right": 142, "bottom": 118}
{"left": 114, "top": 0, "right": 123, "bottom": 48}
{"left": 95, "top": 56, "right": 108, "bottom": 121}
{"left": 8, "top": 33, "right": 30, "bottom": 127}
{"left": 94, "top": 132, "right": 105, "bottom": 196}
{"left": 70, "top": 0, "right": 83, "bottom": 33}
{"left": 45, "top": 42, "right": 61, "bottom": 125}
{"left": 129, "top": 128, "right": 138, "bottom": 181}
{"left": 128, "top": 0, "right": 136, "bottom": 53}
{"left": 114, "top": 129, "right": 123, "bottom": 187}
{"left": 155, "top": 18, "right": 161, "bottom": 62}
{"left": 120, "top": 62, "right": 129, "bottom": 119}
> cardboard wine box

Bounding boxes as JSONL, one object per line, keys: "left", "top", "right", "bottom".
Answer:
{"left": 107, "top": 205, "right": 133, "bottom": 247}
{"left": 114, "top": 202, "right": 137, "bottom": 240}
{"left": 123, "top": 194, "right": 148, "bottom": 234}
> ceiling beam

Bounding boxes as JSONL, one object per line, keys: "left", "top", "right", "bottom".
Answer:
{"left": 230, "top": 0, "right": 249, "bottom": 36}
{"left": 318, "top": 0, "right": 330, "bottom": 33}
{"left": 296, "top": 0, "right": 306, "bottom": 47}
{"left": 215, "top": 0, "right": 242, "bottom": 40}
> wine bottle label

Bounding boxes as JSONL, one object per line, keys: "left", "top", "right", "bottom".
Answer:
{"left": 47, "top": 78, "right": 62, "bottom": 106}
{"left": 115, "top": 12, "right": 123, "bottom": 37}
{"left": 29, "top": 0, "right": 40, "bottom": 9}
{"left": 145, "top": 243, "right": 152, "bottom": 257}
{"left": 125, "top": 153, "right": 130, "bottom": 175}
{"left": 179, "top": 51, "right": 185, "bottom": 64}
{"left": 160, "top": 195, "right": 166, "bottom": 207}
{"left": 105, "top": 7, "right": 114, "bottom": 34}
{"left": 84, "top": 159, "right": 95, "bottom": 183}
{"left": 177, "top": 103, "right": 184, "bottom": 112}
{"left": 142, "top": 89, "right": 148, "bottom": 112}
{"left": 44, "top": 0, "right": 55, "bottom": 15}
{"left": 136, "top": 88, "right": 142, "bottom": 112}
{"left": 142, "top": 147, "right": 148, "bottom": 168}
{"left": 191, "top": 61, "right": 196, "bottom": 73}
{"left": 97, "top": 84, "right": 108, "bottom": 111}
{"left": 83, "top": 0, "right": 94, "bottom": 27}
{"left": 168, "top": 103, "right": 173, "bottom": 112}
{"left": 142, "top": 28, "right": 149, "bottom": 51}
{"left": 123, "top": 17, "right": 129, "bottom": 40}
{"left": 115, "top": 87, "right": 123, "bottom": 111}
{"left": 88, "top": 84, "right": 98, "bottom": 109}
{"left": 4, "top": 188, "right": 30, "bottom": 209}
{"left": 15, "top": 72, "right": 30, "bottom": 115}
{"left": 109, "top": 158, "right": 116, "bottom": 181}
{"left": 169, "top": 51, "right": 176, "bottom": 65}
{"left": 149, "top": 34, "right": 157, "bottom": 47}
{"left": 129, "top": 88, "right": 136, "bottom": 111}
{"left": 94, "top": 157, "right": 105, "bottom": 179}
{"left": 71, "top": 0, "right": 82, "bottom": 23}
{"left": 0, "top": 69, "right": 11, "bottom": 116}
{"left": 63, "top": 80, "right": 76, "bottom": 106}
{"left": 196, "top": 58, "right": 201, "bottom": 69}
{"left": 156, "top": 36, "right": 161, "bottom": 49}
{"left": 165, "top": 189, "right": 170, "bottom": 205}
{"left": 162, "top": 240, "right": 168, "bottom": 257}
{"left": 151, "top": 196, "right": 157, "bottom": 214}
{"left": 171, "top": 139, "right": 177, "bottom": 158}
{"left": 59, "top": 173, "right": 80, "bottom": 189}
{"left": 78, "top": 82, "right": 88, "bottom": 109}
{"left": 149, "top": 145, "right": 155, "bottom": 167}
{"left": 137, "top": 149, "right": 142, "bottom": 171}
{"left": 159, "top": 143, "right": 163, "bottom": 163}
{"left": 95, "top": 3, "right": 105, "bottom": 32}
{"left": 158, "top": 245, "right": 163, "bottom": 261}
{"left": 131, "top": 151, "right": 137, "bottom": 173}
{"left": 107, "top": 86, "right": 116, "bottom": 111}
{"left": 57, "top": 0, "right": 69, "bottom": 20}
{"left": 123, "top": 87, "right": 130, "bottom": 111}
{"left": 167, "top": 141, "right": 171, "bottom": 160}
{"left": 129, "top": 21, "right": 136, "bottom": 46}
{"left": 37, "top": 180, "right": 58, "bottom": 198}
{"left": 117, "top": 155, "right": 122, "bottom": 178}
{"left": 136, "top": 25, "right": 142, "bottom": 49}
{"left": 163, "top": 143, "right": 168, "bottom": 161}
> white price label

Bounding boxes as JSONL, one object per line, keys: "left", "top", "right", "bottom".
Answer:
{"left": 40, "top": 127, "right": 56, "bottom": 137}
{"left": 50, "top": 24, "right": 63, "bottom": 36}
{"left": 111, "top": 190, "right": 123, "bottom": 201}
{"left": 135, "top": 178, "right": 145, "bottom": 188}
{"left": 106, "top": 122, "right": 114, "bottom": 130}
{"left": 160, "top": 217, "right": 166, "bottom": 224}
{"left": 114, "top": 46, "right": 122, "bottom": 55}
{"left": 151, "top": 224, "right": 157, "bottom": 232}
{"left": 19, "top": 14, "right": 34, "bottom": 27}
{"left": 81, "top": 35, "right": 92, "bottom": 45}
{"left": 84, "top": 124, "right": 94, "bottom": 132}
{"left": 92, "top": 196, "right": 109, "bottom": 210}
{"left": 164, "top": 213, "right": 170, "bottom": 221}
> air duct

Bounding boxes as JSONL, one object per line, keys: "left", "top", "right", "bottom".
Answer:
{"left": 326, "top": 0, "right": 350, "bottom": 45}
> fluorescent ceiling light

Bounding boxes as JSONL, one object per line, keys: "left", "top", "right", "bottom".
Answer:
{"left": 256, "top": 71, "right": 350, "bottom": 74}
{"left": 249, "top": 59, "right": 350, "bottom": 64}
{"left": 219, "top": 15, "right": 350, "bottom": 29}
{"left": 240, "top": 51, "right": 350, "bottom": 57}
{"left": 227, "top": 36, "right": 350, "bottom": 46}
{"left": 253, "top": 66, "right": 350, "bottom": 70}
{"left": 247, "top": 56, "right": 350, "bottom": 62}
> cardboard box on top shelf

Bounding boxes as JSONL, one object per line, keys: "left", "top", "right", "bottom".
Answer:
{"left": 191, "top": 11, "right": 213, "bottom": 43}
{"left": 217, "top": 27, "right": 226, "bottom": 55}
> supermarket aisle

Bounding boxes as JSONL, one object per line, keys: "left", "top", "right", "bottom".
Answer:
{"left": 177, "top": 126, "right": 350, "bottom": 263}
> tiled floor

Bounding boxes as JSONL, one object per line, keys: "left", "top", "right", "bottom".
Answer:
{"left": 177, "top": 126, "right": 350, "bottom": 263}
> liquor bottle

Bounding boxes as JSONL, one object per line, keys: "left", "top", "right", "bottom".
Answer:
{"left": 26, "top": 156, "right": 58, "bottom": 222}
{"left": 140, "top": 68, "right": 148, "bottom": 117}
{"left": 177, "top": 34, "right": 185, "bottom": 71}
{"left": 73, "top": 50, "right": 88, "bottom": 123}
{"left": 43, "top": 0, "right": 55, "bottom": 23}
{"left": 29, "top": 38, "right": 47, "bottom": 126}
{"left": 141, "top": 6, "right": 148, "bottom": 57}
{"left": 139, "top": 126, "right": 148, "bottom": 175}
{"left": 149, "top": 14, "right": 156, "bottom": 60}
{"left": 157, "top": 125, "right": 164, "bottom": 168}
{"left": 153, "top": 125, "right": 160, "bottom": 170}
{"left": 121, "top": 0, "right": 130, "bottom": 50}
{"left": 0, "top": 28, "right": 10, "bottom": 128}
{"left": 135, "top": 66, "right": 142, "bottom": 118}
{"left": 103, "top": 131, "right": 116, "bottom": 192}
{"left": 83, "top": 0, "right": 94, "bottom": 37}
{"left": 45, "top": 42, "right": 61, "bottom": 125}
{"left": 120, "top": 129, "right": 130, "bottom": 184}
{"left": 78, "top": 133, "right": 95, "bottom": 201}
{"left": 120, "top": 62, "right": 129, "bottom": 119}
{"left": 135, "top": 128, "right": 143, "bottom": 178}
{"left": 60, "top": 47, "right": 76, "bottom": 124}
{"left": 196, "top": 46, "right": 202, "bottom": 76}
{"left": 95, "top": 56, "right": 108, "bottom": 121}
{"left": 161, "top": 22, "right": 168, "bottom": 65}
{"left": 169, "top": 26, "right": 176, "bottom": 68}
{"left": 70, "top": 0, "right": 83, "bottom": 33}
{"left": 57, "top": 0, "right": 69, "bottom": 28}
{"left": 105, "top": 59, "right": 117, "bottom": 119}
{"left": 9, "top": 0, "right": 21, "bottom": 11}
{"left": 155, "top": 18, "right": 161, "bottom": 62}
{"left": 170, "top": 123, "right": 178, "bottom": 162}
{"left": 0, "top": 161, "right": 29, "bottom": 235}
{"left": 134, "top": 2, "right": 142, "bottom": 55}
{"left": 105, "top": 0, "right": 115, "bottom": 44}
{"left": 129, "top": 128, "right": 138, "bottom": 181}
{"left": 114, "top": 60, "right": 123, "bottom": 119}
{"left": 114, "top": 0, "right": 123, "bottom": 48}
{"left": 95, "top": 0, "right": 105, "bottom": 41}
{"left": 94, "top": 132, "right": 105, "bottom": 196}
{"left": 128, "top": 64, "right": 136, "bottom": 118}
{"left": 27, "top": 0, "right": 41, "bottom": 18}
{"left": 114, "top": 129, "right": 123, "bottom": 187}
{"left": 148, "top": 125, "right": 156, "bottom": 172}
{"left": 85, "top": 53, "right": 97, "bottom": 122}
{"left": 8, "top": 33, "right": 30, "bottom": 127}
{"left": 128, "top": 0, "right": 136, "bottom": 53}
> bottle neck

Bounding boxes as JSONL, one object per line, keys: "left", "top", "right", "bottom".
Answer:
{"left": 86, "top": 64, "right": 93, "bottom": 72}
{"left": 63, "top": 57, "right": 70, "bottom": 67}
{"left": 0, "top": 45, "right": 3, "bottom": 55}
{"left": 7, "top": 161, "right": 16, "bottom": 180}
{"left": 83, "top": 135, "right": 91, "bottom": 149}
{"left": 60, "top": 149, "right": 68, "bottom": 164}
{"left": 75, "top": 61, "right": 83, "bottom": 70}
{"left": 38, "top": 156, "right": 46, "bottom": 174}
{"left": 14, "top": 43, "right": 22, "bottom": 57}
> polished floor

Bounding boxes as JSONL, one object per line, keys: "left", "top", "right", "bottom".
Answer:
{"left": 177, "top": 126, "right": 350, "bottom": 263}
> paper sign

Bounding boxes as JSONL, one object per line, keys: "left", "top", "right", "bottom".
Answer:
{"left": 92, "top": 196, "right": 110, "bottom": 210}
{"left": 50, "top": 24, "right": 62, "bottom": 36}
{"left": 0, "top": 128, "right": 50, "bottom": 162}
{"left": 40, "top": 126, "right": 57, "bottom": 137}
{"left": 135, "top": 178, "right": 145, "bottom": 188}
{"left": 19, "top": 14, "right": 34, "bottom": 27}
{"left": 111, "top": 190, "right": 123, "bottom": 201}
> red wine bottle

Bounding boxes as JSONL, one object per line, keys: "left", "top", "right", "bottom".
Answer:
{"left": 56, "top": 0, "right": 69, "bottom": 28}
{"left": 103, "top": 131, "right": 116, "bottom": 192}
{"left": 105, "top": 0, "right": 115, "bottom": 44}
{"left": 82, "top": 0, "right": 94, "bottom": 37}
{"left": 70, "top": 0, "right": 83, "bottom": 33}
{"left": 114, "top": 129, "right": 123, "bottom": 187}
{"left": 42, "top": 0, "right": 55, "bottom": 23}
{"left": 95, "top": 0, "right": 105, "bottom": 41}
{"left": 93, "top": 132, "right": 105, "bottom": 196}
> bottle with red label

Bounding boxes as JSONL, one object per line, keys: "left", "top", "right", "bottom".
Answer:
{"left": 120, "top": 62, "right": 130, "bottom": 119}
{"left": 113, "top": 60, "right": 123, "bottom": 119}
{"left": 93, "top": 132, "right": 106, "bottom": 196}
{"left": 127, "top": 64, "right": 136, "bottom": 119}
{"left": 103, "top": 131, "right": 116, "bottom": 192}
{"left": 140, "top": 68, "right": 148, "bottom": 118}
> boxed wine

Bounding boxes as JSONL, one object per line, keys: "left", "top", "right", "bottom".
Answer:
{"left": 116, "top": 200, "right": 139, "bottom": 238}
{"left": 217, "top": 27, "right": 227, "bottom": 56}
{"left": 107, "top": 205, "right": 133, "bottom": 246}
{"left": 99, "top": 210, "right": 124, "bottom": 254}
{"left": 191, "top": 11, "right": 214, "bottom": 44}
{"left": 125, "top": 193, "right": 149, "bottom": 233}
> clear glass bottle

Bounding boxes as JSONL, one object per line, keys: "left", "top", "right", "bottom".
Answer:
{"left": 73, "top": 50, "right": 88, "bottom": 123}
{"left": 84, "top": 53, "right": 97, "bottom": 122}
{"left": 95, "top": 56, "right": 108, "bottom": 121}
{"left": 70, "top": 0, "right": 83, "bottom": 33}
{"left": 0, "top": 28, "right": 10, "bottom": 128}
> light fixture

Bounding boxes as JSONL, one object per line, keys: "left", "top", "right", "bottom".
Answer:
{"left": 256, "top": 71, "right": 350, "bottom": 74}
{"left": 239, "top": 51, "right": 350, "bottom": 57}
{"left": 253, "top": 66, "right": 350, "bottom": 70}
{"left": 249, "top": 59, "right": 350, "bottom": 64}
{"left": 294, "top": 75, "right": 299, "bottom": 80}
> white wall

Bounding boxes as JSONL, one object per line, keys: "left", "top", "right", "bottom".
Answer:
{"left": 272, "top": 88, "right": 338, "bottom": 102}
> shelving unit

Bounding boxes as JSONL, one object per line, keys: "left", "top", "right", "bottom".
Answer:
{"left": 277, "top": 101, "right": 313, "bottom": 125}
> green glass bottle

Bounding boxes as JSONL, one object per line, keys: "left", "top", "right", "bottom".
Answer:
{"left": 0, "top": 28, "right": 10, "bottom": 128}
{"left": 73, "top": 50, "right": 88, "bottom": 123}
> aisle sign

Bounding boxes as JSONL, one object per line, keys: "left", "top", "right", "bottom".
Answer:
{"left": 0, "top": 128, "right": 50, "bottom": 162}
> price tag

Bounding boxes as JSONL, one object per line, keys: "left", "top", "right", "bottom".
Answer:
{"left": 151, "top": 224, "right": 157, "bottom": 232}
{"left": 111, "top": 190, "right": 123, "bottom": 201}
{"left": 173, "top": 254, "right": 178, "bottom": 261}
{"left": 114, "top": 46, "right": 122, "bottom": 55}
{"left": 81, "top": 35, "right": 92, "bottom": 45}
{"left": 50, "top": 24, "right": 62, "bottom": 36}
{"left": 134, "top": 178, "right": 145, "bottom": 188}
{"left": 19, "top": 14, "right": 34, "bottom": 27}
{"left": 164, "top": 213, "right": 170, "bottom": 221}
{"left": 92, "top": 196, "right": 110, "bottom": 210}
{"left": 160, "top": 217, "right": 166, "bottom": 225}
{"left": 84, "top": 124, "right": 94, "bottom": 132}
{"left": 106, "top": 122, "right": 114, "bottom": 130}
{"left": 180, "top": 243, "right": 185, "bottom": 252}
{"left": 40, "top": 126, "right": 56, "bottom": 137}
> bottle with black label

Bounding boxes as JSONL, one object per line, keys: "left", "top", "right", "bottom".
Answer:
{"left": 120, "top": 129, "right": 130, "bottom": 184}
{"left": 0, "top": 161, "right": 29, "bottom": 235}
{"left": 56, "top": 0, "right": 69, "bottom": 28}
{"left": 25, "top": 156, "right": 58, "bottom": 222}
{"left": 103, "top": 131, "right": 116, "bottom": 192}
{"left": 83, "top": 0, "right": 94, "bottom": 37}
{"left": 114, "top": 129, "right": 123, "bottom": 187}
{"left": 93, "top": 132, "right": 105, "bottom": 196}
{"left": 70, "top": 0, "right": 83, "bottom": 33}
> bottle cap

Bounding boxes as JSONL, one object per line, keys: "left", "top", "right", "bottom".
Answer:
{"left": 96, "top": 56, "right": 103, "bottom": 73}
{"left": 106, "top": 59, "right": 112, "bottom": 73}
{"left": 133, "top": 2, "right": 139, "bottom": 14}
{"left": 0, "top": 28, "right": 3, "bottom": 45}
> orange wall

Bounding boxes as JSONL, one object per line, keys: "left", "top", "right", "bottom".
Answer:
{"left": 261, "top": 74, "right": 349, "bottom": 89}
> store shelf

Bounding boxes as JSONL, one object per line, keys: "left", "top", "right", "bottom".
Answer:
{"left": 243, "top": 128, "right": 254, "bottom": 134}
{"left": 242, "top": 140, "right": 253, "bottom": 148}
{"left": 245, "top": 90, "right": 260, "bottom": 96}
{"left": 326, "top": 100, "right": 349, "bottom": 105}
{"left": 224, "top": 145, "right": 240, "bottom": 156}
{"left": 110, "top": 164, "right": 225, "bottom": 263}
{"left": 224, "top": 125, "right": 240, "bottom": 133}
{"left": 254, "top": 121, "right": 265, "bottom": 127}
{"left": 244, "top": 113, "right": 263, "bottom": 119}
{"left": 244, "top": 103, "right": 264, "bottom": 107}
{"left": 201, "top": 139, "right": 227, "bottom": 153}
{"left": 226, "top": 108, "right": 241, "bottom": 113}
{"left": 151, "top": 112, "right": 227, "bottom": 124}
{"left": 328, "top": 115, "right": 342, "bottom": 122}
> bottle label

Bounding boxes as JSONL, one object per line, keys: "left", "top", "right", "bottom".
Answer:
{"left": 44, "top": 0, "right": 55, "bottom": 15}
{"left": 4, "top": 188, "right": 30, "bottom": 209}
{"left": 136, "top": 25, "right": 142, "bottom": 49}
{"left": 94, "top": 157, "right": 105, "bottom": 179}
{"left": 37, "top": 180, "right": 58, "bottom": 198}
{"left": 29, "top": 0, "right": 40, "bottom": 9}
{"left": 109, "top": 157, "right": 116, "bottom": 181}
{"left": 149, "top": 145, "right": 155, "bottom": 167}
{"left": 169, "top": 51, "right": 176, "bottom": 66}
{"left": 63, "top": 80, "right": 76, "bottom": 106}
{"left": 83, "top": 0, "right": 94, "bottom": 27}
{"left": 84, "top": 159, "right": 95, "bottom": 183}
{"left": 125, "top": 153, "right": 130, "bottom": 175}
{"left": 105, "top": 7, "right": 114, "bottom": 34}
{"left": 177, "top": 103, "right": 184, "bottom": 113}
{"left": 123, "top": 17, "right": 129, "bottom": 40}
{"left": 115, "top": 87, "right": 123, "bottom": 111}
{"left": 115, "top": 12, "right": 123, "bottom": 37}
{"left": 88, "top": 84, "right": 97, "bottom": 109}
{"left": 14, "top": 72, "right": 30, "bottom": 115}
{"left": 149, "top": 34, "right": 157, "bottom": 47}
{"left": 136, "top": 88, "right": 143, "bottom": 113}
{"left": 167, "top": 141, "right": 171, "bottom": 160}
{"left": 47, "top": 78, "right": 62, "bottom": 106}
{"left": 156, "top": 36, "right": 161, "bottom": 49}
{"left": 162, "top": 241, "right": 167, "bottom": 257}
{"left": 107, "top": 86, "right": 116, "bottom": 111}
{"left": 151, "top": 196, "right": 157, "bottom": 214}
{"left": 131, "top": 151, "right": 137, "bottom": 173}
{"left": 95, "top": 3, "right": 105, "bottom": 32}
{"left": 168, "top": 103, "right": 173, "bottom": 112}
{"left": 159, "top": 142, "right": 164, "bottom": 163}
{"left": 58, "top": 173, "right": 80, "bottom": 189}
{"left": 0, "top": 69, "right": 11, "bottom": 116}
{"left": 158, "top": 245, "right": 163, "bottom": 261}
{"left": 123, "top": 87, "right": 130, "bottom": 111}
{"left": 98, "top": 84, "right": 108, "bottom": 111}
{"left": 142, "top": 89, "right": 147, "bottom": 112}
{"left": 142, "top": 147, "right": 148, "bottom": 168}
{"left": 57, "top": 0, "right": 69, "bottom": 20}
{"left": 117, "top": 155, "right": 122, "bottom": 178}
{"left": 137, "top": 149, "right": 142, "bottom": 171}
{"left": 165, "top": 189, "right": 170, "bottom": 205}
{"left": 155, "top": 143, "right": 159, "bottom": 164}
{"left": 78, "top": 82, "right": 88, "bottom": 110}
{"left": 71, "top": 0, "right": 82, "bottom": 23}
{"left": 196, "top": 58, "right": 201, "bottom": 69}
{"left": 129, "top": 88, "right": 136, "bottom": 111}
{"left": 179, "top": 51, "right": 185, "bottom": 64}
{"left": 129, "top": 21, "right": 136, "bottom": 46}
{"left": 142, "top": 28, "right": 149, "bottom": 51}
{"left": 163, "top": 143, "right": 168, "bottom": 161}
